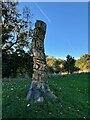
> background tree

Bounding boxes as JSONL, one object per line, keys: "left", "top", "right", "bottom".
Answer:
{"left": 53, "top": 59, "right": 64, "bottom": 73}
{"left": 64, "top": 55, "right": 79, "bottom": 74}
{"left": 75, "top": 54, "right": 90, "bottom": 72}
{"left": 46, "top": 56, "right": 64, "bottom": 74}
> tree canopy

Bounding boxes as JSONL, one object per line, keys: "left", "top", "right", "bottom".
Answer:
{"left": 2, "top": 1, "right": 33, "bottom": 78}
{"left": 75, "top": 54, "right": 90, "bottom": 72}
{"left": 46, "top": 57, "right": 64, "bottom": 73}
{"left": 2, "top": 2, "right": 33, "bottom": 53}
{"left": 63, "top": 55, "right": 79, "bottom": 74}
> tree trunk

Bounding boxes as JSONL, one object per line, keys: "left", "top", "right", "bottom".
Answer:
{"left": 26, "top": 20, "right": 57, "bottom": 102}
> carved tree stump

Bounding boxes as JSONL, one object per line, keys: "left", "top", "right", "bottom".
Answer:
{"left": 26, "top": 20, "right": 57, "bottom": 102}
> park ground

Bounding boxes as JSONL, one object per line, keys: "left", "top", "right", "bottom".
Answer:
{"left": 2, "top": 73, "right": 90, "bottom": 119}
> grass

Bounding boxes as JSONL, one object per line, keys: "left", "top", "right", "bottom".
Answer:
{"left": 2, "top": 73, "right": 90, "bottom": 119}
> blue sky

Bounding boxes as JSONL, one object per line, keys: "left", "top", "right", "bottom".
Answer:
{"left": 17, "top": 2, "right": 88, "bottom": 59}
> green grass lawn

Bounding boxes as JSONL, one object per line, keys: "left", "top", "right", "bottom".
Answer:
{"left": 2, "top": 73, "right": 90, "bottom": 119}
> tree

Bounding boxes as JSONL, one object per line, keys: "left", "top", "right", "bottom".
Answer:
{"left": 46, "top": 57, "right": 56, "bottom": 67}
{"left": 2, "top": 1, "right": 33, "bottom": 78}
{"left": 2, "top": 48, "right": 33, "bottom": 78}
{"left": 2, "top": 2, "right": 33, "bottom": 53}
{"left": 53, "top": 59, "right": 64, "bottom": 73}
{"left": 64, "top": 55, "right": 79, "bottom": 74}
{"left": 75, "top": 54, "right": 90, "bottom": 72}
{"left": 46, "top": 56, "right": 64, "bottom": 73}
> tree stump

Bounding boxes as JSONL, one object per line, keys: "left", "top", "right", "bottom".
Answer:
{"left": 26, "top": 20, "right": 57, "bottom": 102}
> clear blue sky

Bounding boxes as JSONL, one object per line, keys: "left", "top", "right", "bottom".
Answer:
{"left": 17, "top": 2, "right": 88, "bottom": 59}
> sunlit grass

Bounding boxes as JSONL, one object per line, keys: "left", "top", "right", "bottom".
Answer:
{"left": 2, "top": 73, "right": 90, "bottom": 118}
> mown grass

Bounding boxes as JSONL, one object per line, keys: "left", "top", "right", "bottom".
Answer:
{"left": 2, "top": 73, "right": 90, "bottom": 119}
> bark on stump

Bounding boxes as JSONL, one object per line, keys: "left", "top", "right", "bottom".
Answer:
{"left": 26, "top": 20, "right": 57, "bottom": 102}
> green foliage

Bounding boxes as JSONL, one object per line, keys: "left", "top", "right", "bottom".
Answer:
{"left": 2, "top": 2, "right": 19, "bottom": 51}
{"left": 2, "top": 73, "right": 89, "bottom": 118}
{"left": 75, "top": 54, "right": 90, "bottom": 71}
{"left": 2, "top": 2, "right": 33, "bottom": 52}
{"left": 2, "top": 2, "right": 33, "bottom": 78}
{"left": 46, "top": 54, "right": 90, "bottom": 74}
{"left": 64, "top": 55, "right": 79, "bottom": 74}
{"left": 47, "top": 66, "right": 55, "bottom": 73}
{"left": 2, "top": 50, "right": 33, "bottom": 78}
{"left": 46, "top": 57, "right": 64, "bottom": 73}
{"left": 46, "top": 57, "right": 56, "bottom": 67}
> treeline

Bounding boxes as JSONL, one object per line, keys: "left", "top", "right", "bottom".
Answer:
{"left": 46, "top": 54, "right": 90, "bottom": 74}
{"left": 2, "top": 52, "right": 90, "bottom": 78}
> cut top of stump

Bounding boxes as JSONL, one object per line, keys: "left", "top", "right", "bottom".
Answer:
{"left": 35, "top": 20, "right": 47, "bottom": 31}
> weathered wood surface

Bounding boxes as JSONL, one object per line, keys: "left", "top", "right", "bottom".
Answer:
{"left": 26, "top": 20, "right": 57, "bottom": 102}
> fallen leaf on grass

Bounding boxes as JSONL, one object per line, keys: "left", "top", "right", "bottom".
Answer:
{"left": 27, "top": 104, "right": 30, "bottom": 107}
{"left": 11, "top": 88, "right": 14, "bottom": 91}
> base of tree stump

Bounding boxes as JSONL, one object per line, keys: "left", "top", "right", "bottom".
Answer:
{"left": 26, "top": 81, "right": 57, "bottom": 102}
